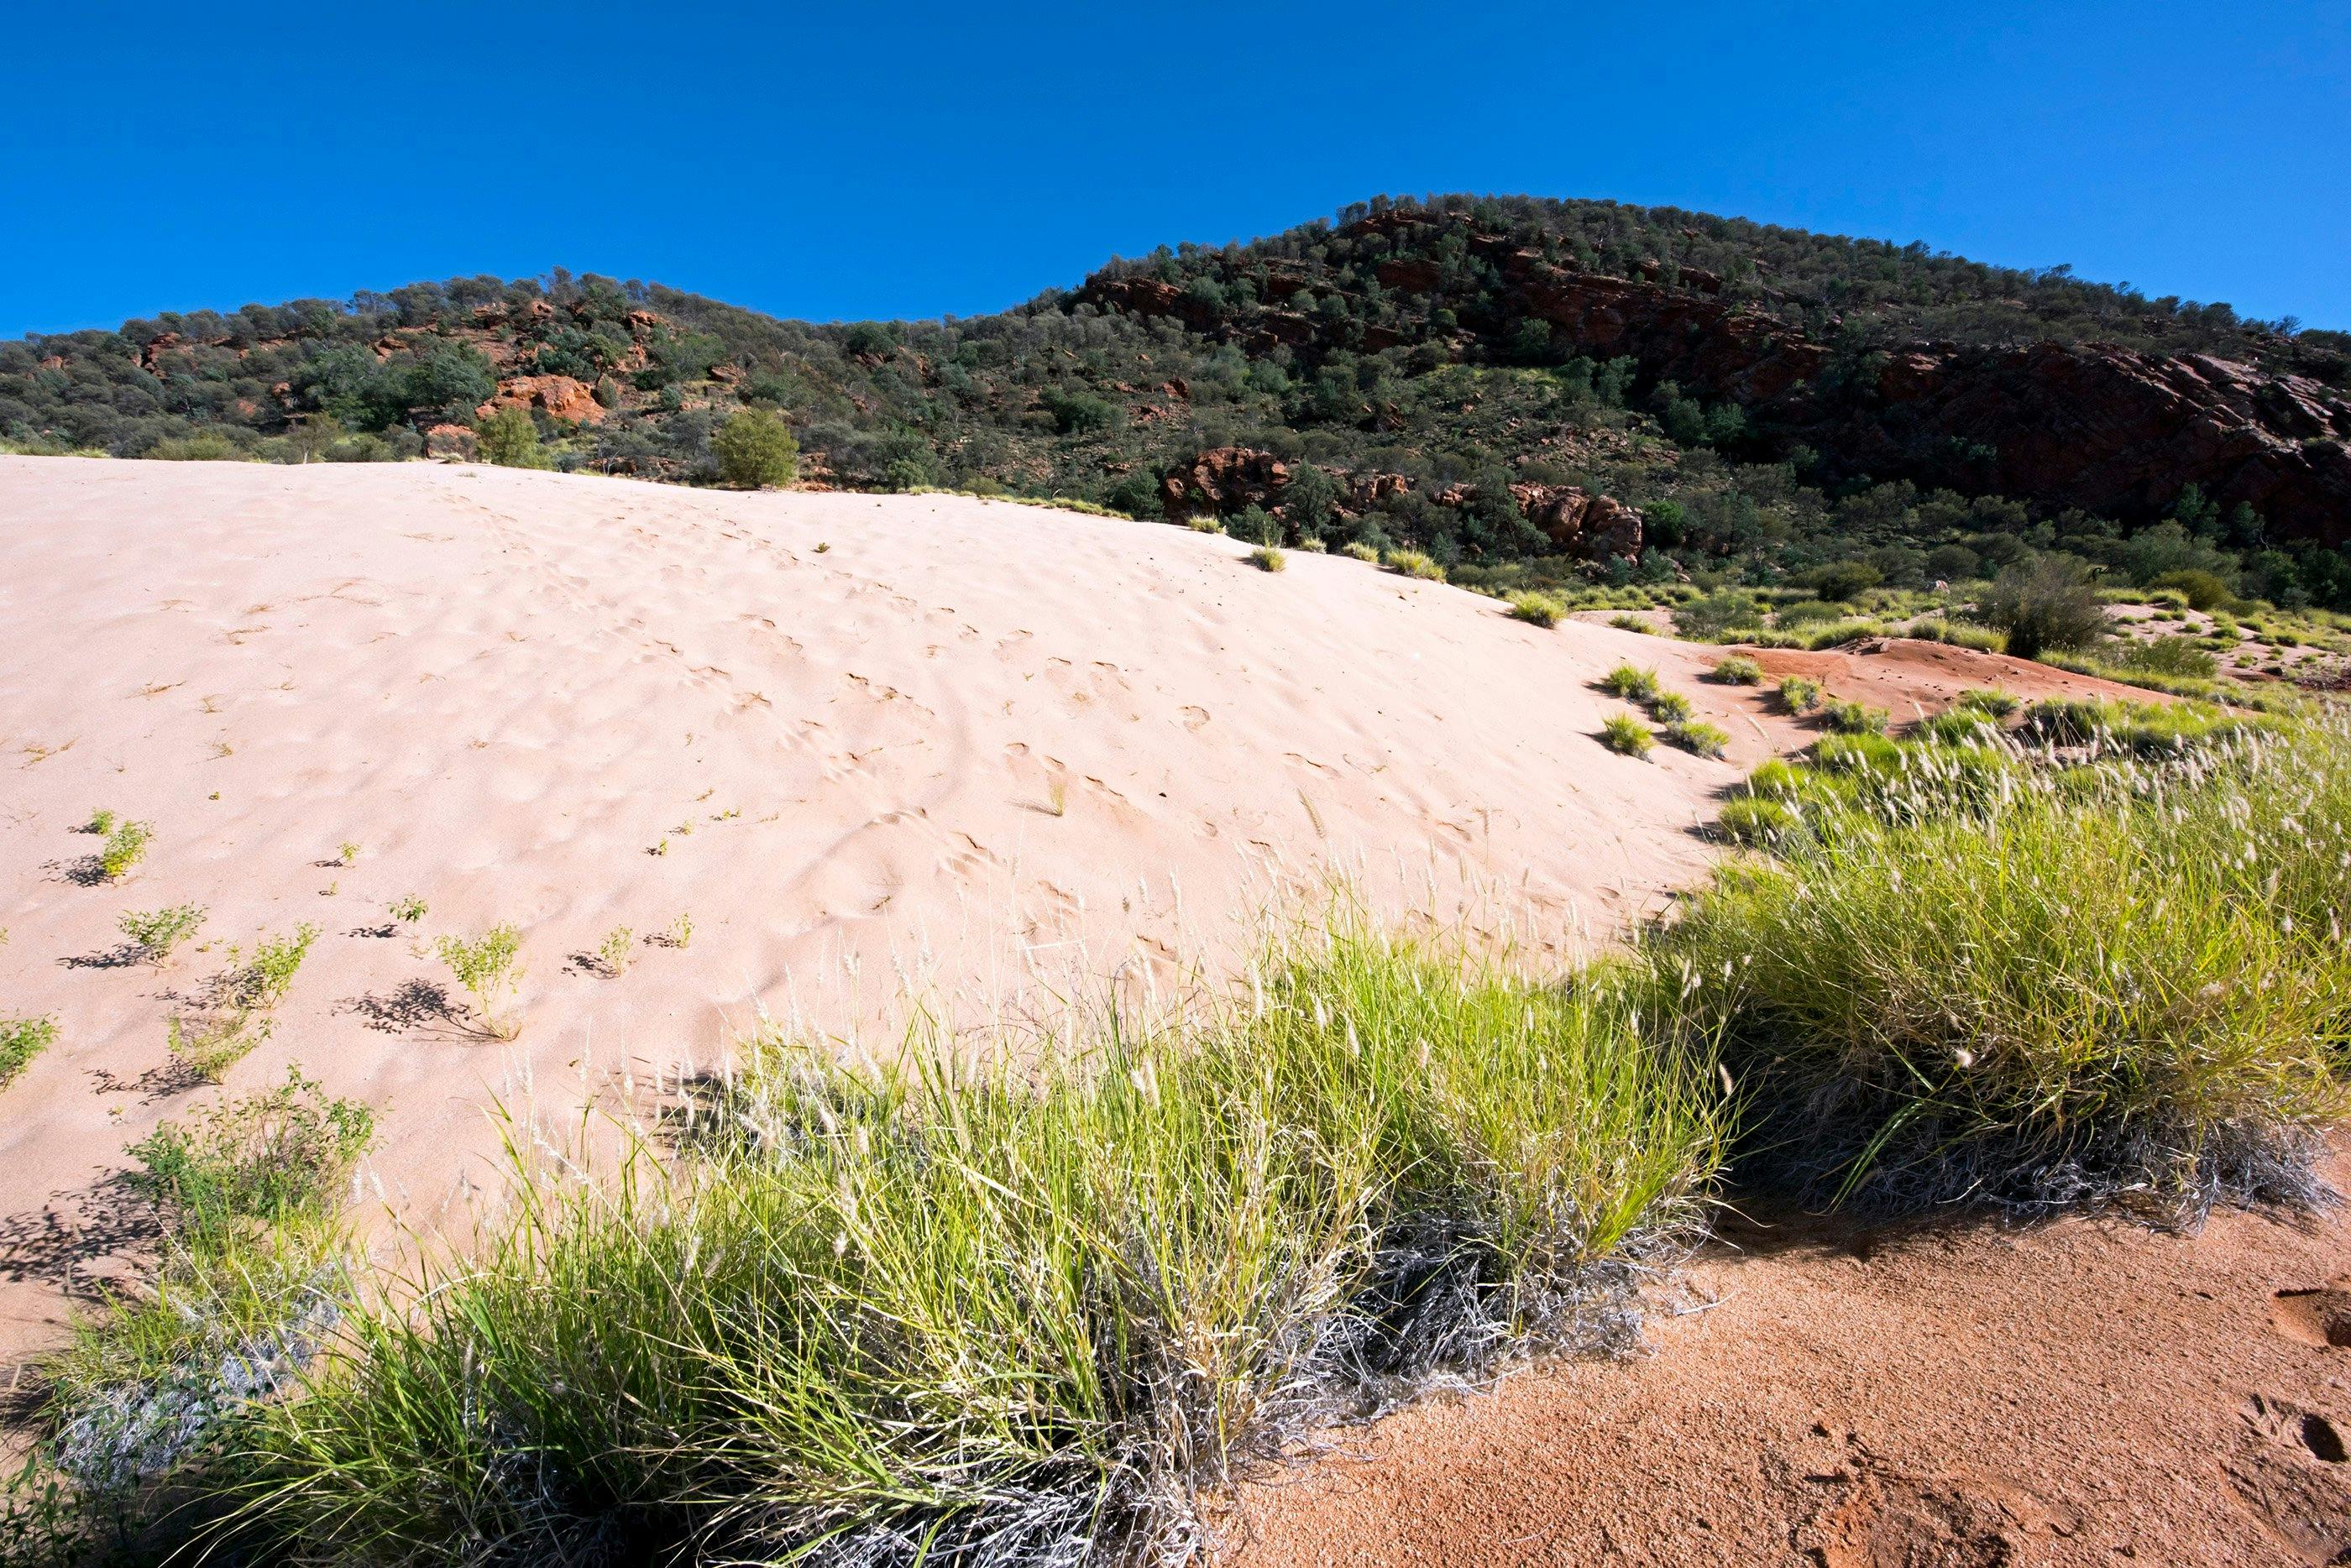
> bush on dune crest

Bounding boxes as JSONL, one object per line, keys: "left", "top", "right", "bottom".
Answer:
{"left": 195, "top": 922, "right": 1721, "bottom": 1565}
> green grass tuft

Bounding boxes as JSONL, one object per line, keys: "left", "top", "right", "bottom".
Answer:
{"left": 1820, "top": 698, "right": 1889, "bottom": 735}
{"left": 1775, "top": 675, "right": 1823, "bottom": 713}
{"left": 1600, "top": 713, "right": 1655, "bottom": 757}
{"left": 1663, "top": 719, "right": 1731, "bottom": 758}
{"left": 1710, "top": 654, "right": 1764, "bottom": 685}
{"left": 1506, "top": 591, "right": 1565, "bottom": 628}
{"left": 1600, "top": 663, "right": 1661, "bottom": 703}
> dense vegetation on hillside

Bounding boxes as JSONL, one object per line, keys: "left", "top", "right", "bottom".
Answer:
{"left": 7, "top": 194, "right": 2349, "bottom": 608}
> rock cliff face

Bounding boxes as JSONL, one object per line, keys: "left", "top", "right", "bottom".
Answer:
{"left": 1782, "top": 342, "right": 2351, "bottom": 546}
{"left": 1162, "top": 447, "right": 1645, "bottom": 561}
{"left": 1088, "top": 213, "right": 2351, "bottom": 546}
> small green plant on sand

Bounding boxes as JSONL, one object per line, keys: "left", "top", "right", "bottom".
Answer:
{"left": 1245, "top": 546, "right": 1286, "bottom": 573}
{"left": 168, "top": 1012, "right": 271, "bottom": 1084}
{"left": 1821, "top": 698, "right": 1890, "bottom": 735}
{"left": 1507, "top": 592, "right": 1565, "bottom": 628}
{"left": 1954, "top": 687, "right": 2020, "bottom": 719}
{"left": 1711, "top": 655, "right": 1764, "bottom": 685}
{"left": 1608, "top": 613, "right": 1656, "bottom": 635}
{"left": 338, "top": 842, "right": 361, "bottom": 866}
{"left": 1601, "top": 713, "right": 1655, "bottom": 757}
{"left": 437, "top": 924, "right": 525, "bottom": 1039}
{"left": 596, "top": 928, "right": 634, "bottom": 977}
{"left": 1, "top": 1015, "right": 56, "bottom": 1089}
{"left": 1601, "top": 663, "right": 1661, "bottom": 703}
{"left": 389, "top": 896, "right": 427, "bottom": 925}
{"left": 98, "top": 820, "right": 154, "bottom": 881}
{"left": 1383, "top": 548, "right": 1445, "bottom": 581}
{"left": 1339, "top": 541, "right": 1381, "bottom": 563}
{"left": 1777, "top": 675, "right": 1823, "bottom": 713}
{"left": 119, "top": 904, "right": 207, "bottom": 964}
{"left": 1650, "top": 691, "right": 1694, "bottom": 724}
{"left": 1664, "top": 719, "right": 1731, "bottom": 758}
{"left": 85, "top": 808, "right": 118, "bottom": 836}
{"left": 238, "top": 923, "right": 320, "bottom": 1010}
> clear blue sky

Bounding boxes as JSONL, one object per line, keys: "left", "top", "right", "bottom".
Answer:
{"left": 4, "top": 2, "right": 2344, "bottom": 339}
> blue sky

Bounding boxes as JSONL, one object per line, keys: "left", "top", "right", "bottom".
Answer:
{"left": 3, "top": 2, "right": 2344, "bottom": 339}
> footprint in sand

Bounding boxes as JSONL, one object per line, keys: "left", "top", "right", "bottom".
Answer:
{"left": 2273, "top": 1281, "right": 2351, "bottom": 1349}
{"left": 2227, "top": 1393, "right": 2351, "bottom": 1563}
{"left": 1179, "top": 705, "right": 1210, "bottom": 732}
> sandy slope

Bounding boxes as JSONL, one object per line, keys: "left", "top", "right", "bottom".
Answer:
{"left": 0, "top": 457, "right": 1770, "bottom": 1366}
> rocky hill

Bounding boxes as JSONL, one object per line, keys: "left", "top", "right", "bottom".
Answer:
{"left": 6, "top": 194, "right": 2348, "bottom": 603}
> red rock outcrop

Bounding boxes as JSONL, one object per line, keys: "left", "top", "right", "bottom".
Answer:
{"left": 476, "top": 374, "right": 605, "bottom": 426}
{"left": 1161, "top": 447, "right": 1290, "bottom": 514}
{"left": 425, "top": 423, "right": 479, "bottom": 459}
{"left": 1511, "top": 483, "right": 1645, "bottom": 558}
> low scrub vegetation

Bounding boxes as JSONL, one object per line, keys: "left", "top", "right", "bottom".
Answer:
{"left": 105, "top": 922, "right": 1721, "bottom": 1564}
{"left": 1246, "top": 545, "right": 1286, "bottom": 572}
{"left": 1, "top": 1014, "right": 55, "bottom": 1090}
{"left": 437, "top": 923, "right": 525, "bottom": 1038}
{"left": 1688, "top": 705, "right": 2350, "bottom": 1216}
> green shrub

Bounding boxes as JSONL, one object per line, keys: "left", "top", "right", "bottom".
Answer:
{"left": 1600, "top": 713, "right": 1655, "bottom": 756}
{"left": 238, "top": 923, "right": 319, "bottom": 1010}
{"left": 1820, "top": 698, "right": 1889, "bottom": 735}
{"left": 474, "top": 407, "right": 552, "bottom": 470}
{"left": 1246, "top": 546, "right": 1286, "bottom": 573}
{"left": 119, "top": 904, "right": 206, "bottom": 964}
{"left": 1983, "top": 557, "right": 2106, "bottom": 659}
{"left": 712, "top": 407, "right": 800, "bottom": 489}
{"left": 2148, "top": 568, "right": 2230, "bottom": 612}
{"left": 1600, "top": 664, "right": 1660, "bottom": 703}
{"left": 438, "top": 924, "right": 525, "bottom": 1038}
{"left": 1664, "top": 719, "right": 1731, "bottom": 758}
{"left": 98, "top": 820, "right": 153, "bottom": 881}
{"left": 1339, "top": 541, "right": 1381, "bottom": 563}
{"left": 1649, "top": 690, "right": 1694, "bottom": 724}
{"left": 1507, "top": 591, "right": 1565, "bottom": 628}
{"left": 1606, "top": 613, "right": 1656, "bottom": 635}
{"left": 210, "top": 921, "right": 1720, "bottom": 1564}
{"left": 1710, "top": 655, "right": 1763, "bottom": 685}
{"left": 123, "top": 1069, "right": 374, "bottom": 1245}
{"left": 1382, "top": 549, "right": 1445, "bottom": 582}
{"left": 1776, "top": 675, "right": 1823, "bottom": 713}
{"left": 1, "top": 1015, "right": 55, "bottom": 1090}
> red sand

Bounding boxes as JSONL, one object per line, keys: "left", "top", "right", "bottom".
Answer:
{"left": 1223, "top": 1163, "right": 2351, "bottom": 1565}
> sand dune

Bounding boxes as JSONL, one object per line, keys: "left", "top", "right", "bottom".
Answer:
{"left": 0, "top": 457, "right": 1786, "bottom": 1363}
